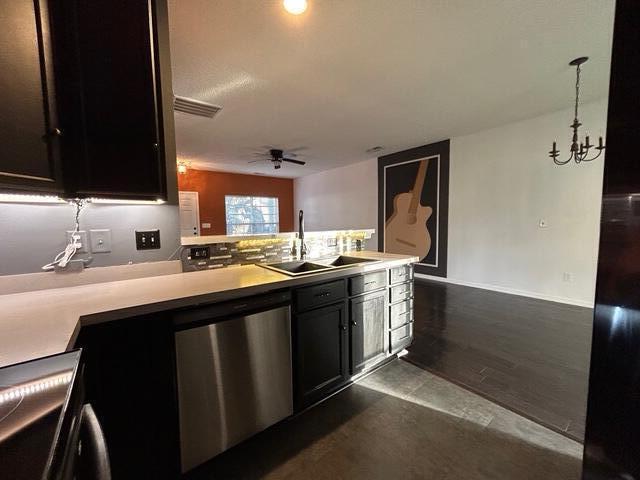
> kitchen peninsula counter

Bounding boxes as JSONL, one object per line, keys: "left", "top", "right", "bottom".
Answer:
{"left": 0, "top": 251, "right": 417, "bottom": 368}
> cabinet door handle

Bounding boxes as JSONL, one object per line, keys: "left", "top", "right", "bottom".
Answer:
{"left": 351, "top": 321, "right": 357, "bottom": 326}
{"left": 42, "top": 128, "right": 62, "bottom": 141}
{"left": 340, "top": 325, "right": 347, "bottom": 331}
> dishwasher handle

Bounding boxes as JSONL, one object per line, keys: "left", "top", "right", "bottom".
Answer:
{"left": 173, "top": 290, "right": 291, "bottom": 329}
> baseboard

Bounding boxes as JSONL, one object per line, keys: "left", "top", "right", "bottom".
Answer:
{"left": 414, "top": 273, "right": 594, "bottom": 308}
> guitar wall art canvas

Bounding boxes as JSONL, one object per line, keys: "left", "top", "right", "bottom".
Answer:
{"left": 378, "top": 140, "right": 450, "bottom": 277}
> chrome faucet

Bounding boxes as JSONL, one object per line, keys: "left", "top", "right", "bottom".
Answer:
{"left": 298, "top": 209, "right": 307, "bottom": 260}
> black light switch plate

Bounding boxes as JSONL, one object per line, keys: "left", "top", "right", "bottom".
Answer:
{"left": 135, "top": 230, "right": 161, "bottom": 250}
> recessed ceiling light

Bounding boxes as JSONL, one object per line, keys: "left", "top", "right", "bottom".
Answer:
{"left": 283, "top": 0, "right": 308, "bottom": 15}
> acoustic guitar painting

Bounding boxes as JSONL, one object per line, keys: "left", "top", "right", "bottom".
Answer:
{"left": 385, "top": 159, "right": 433, "bottom": 260}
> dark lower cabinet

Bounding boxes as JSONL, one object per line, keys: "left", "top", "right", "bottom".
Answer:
{"left": 293, "top": 301, "right": 349, "bottom": 410}
{"left": 0, "top": 0, "right": 62, "bottom": 192}
{"left": 350, "top": 289, "right": 387, "bottom": 374}
{"left": 75, "top": 314, "right": 180, "bottom": 479}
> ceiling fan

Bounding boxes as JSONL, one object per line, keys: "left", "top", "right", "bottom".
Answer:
{"left": 249, "top": 148, "right": 307, "bottom": 170}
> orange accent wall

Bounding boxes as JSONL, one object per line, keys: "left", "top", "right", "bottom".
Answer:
{"left": 177, "top": 169, "right": 294, "bottom": 235}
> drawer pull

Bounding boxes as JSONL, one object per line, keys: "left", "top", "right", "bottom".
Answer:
{"left": 364, "top": 281, "right": 377, "bottom": 286}
{"left": 314, "top": 291, "right": 331, "bottom": 298}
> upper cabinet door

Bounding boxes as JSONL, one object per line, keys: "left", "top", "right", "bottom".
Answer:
{"left": 0, "top": 0, "right": 62, "bottom": 192}
{"left": 53, "top": 0, "right": 169, "bottom": 200}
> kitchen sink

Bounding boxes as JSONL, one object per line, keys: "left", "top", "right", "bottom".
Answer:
{"left": 314, "top": 255, "right": 380, "bottom": 267}
{"left": 260, "top": 261, "right": 332, "bottom": 276}
{"left": 260, "top": 256, "right": 379, "bottom": 276}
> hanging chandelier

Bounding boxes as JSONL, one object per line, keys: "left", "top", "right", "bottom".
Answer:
{"left": 549, "top": 57, "right": 605, "bottom": 165}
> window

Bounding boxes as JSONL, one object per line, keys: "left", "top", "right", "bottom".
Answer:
{"left": 225, "top": 195, "right": 279, "bottom": 235}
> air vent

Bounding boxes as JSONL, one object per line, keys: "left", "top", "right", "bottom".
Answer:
{"left": 173, "top": 96, "right": 222, "bottom": 118}
{"left": 366, "top": 146, "right": 385, "bottom": 154}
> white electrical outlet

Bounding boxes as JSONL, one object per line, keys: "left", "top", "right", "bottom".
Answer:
{"left": 66, "top": 230, "right": 88, "bottom": 253}
{"left": 90, "top": 229, "right": 112, "bottom": 253}
{"left": 563, "top": 272, "right": 575, "bottom": 282}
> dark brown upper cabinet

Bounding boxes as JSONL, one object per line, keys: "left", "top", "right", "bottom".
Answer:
{"left": 0, "top": 0, "right": 177, "bottom": 202}
{"left": 0, "top": 0, "right": 63, "bottom": 193}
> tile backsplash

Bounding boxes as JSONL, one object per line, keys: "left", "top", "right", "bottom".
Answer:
{"left": 180, "top": 230, "right": 373, "bottom": 272}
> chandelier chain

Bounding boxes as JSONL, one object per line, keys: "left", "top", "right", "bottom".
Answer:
{"left": 574, "top": 64, "right": 581, "bottom": 121}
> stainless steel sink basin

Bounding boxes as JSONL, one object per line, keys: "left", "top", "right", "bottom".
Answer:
{"left": 260, "top": 261, "right": 332, "bottom": 276}
{"left": 314, "top": 255, "right": 380, "bottom": 267}
{"left": 260, "top": 256, "right": 379, "bottom": 276}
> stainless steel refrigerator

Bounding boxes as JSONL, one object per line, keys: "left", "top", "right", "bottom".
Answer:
{"left": 583, "top": 1, "right": 640, "bottom": 478}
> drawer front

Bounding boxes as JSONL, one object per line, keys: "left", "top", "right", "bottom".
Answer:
{"left": 389, "top": 282, "right": 413, "bottom": 304}
{"left": 390, "top": 306, "right": 413, "bottom": 330}
{"left": 390, "top": 323, "right": 414, "bottom": 353}
{"left": 390, "top": 298, "right": 413, "bottom": 319}
{"left": 295, "top": 279, "right": 346, "bottom": 311}
{"left": 349, "top": 270, "right": 387, "bottom": 296}
{"left": 389, "top": 265, "right": 413, "bottom": 285}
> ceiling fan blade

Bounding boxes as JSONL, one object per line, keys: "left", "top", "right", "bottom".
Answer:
{"left": 248, "top": 159, "right": 267, "bottom": 164}
{"left": 282, "top": 158, "right": 306, "bottom": 165}
{"left": 286, "top": 146, "right": 308, "bottom": 153}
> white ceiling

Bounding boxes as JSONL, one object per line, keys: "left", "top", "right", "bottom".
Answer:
{"left": 167, "top": 0, "right": 615, "bottom": 178}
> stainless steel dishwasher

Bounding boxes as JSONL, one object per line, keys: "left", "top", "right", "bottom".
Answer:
{"left": 173, "top": 291, "right": 293, "bottom": 473}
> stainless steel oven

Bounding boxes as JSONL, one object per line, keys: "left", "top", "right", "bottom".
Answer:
{"left": 0, "top": 351, "right": 111, "bottom": 480}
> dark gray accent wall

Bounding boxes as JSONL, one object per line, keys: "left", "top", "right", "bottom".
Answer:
{"left": 378, "top": 140, "right": 450, "bottom": 277}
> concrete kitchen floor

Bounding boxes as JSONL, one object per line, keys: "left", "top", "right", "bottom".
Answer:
{"left": 187, "top": 359, "right": 583, "bottom": 479}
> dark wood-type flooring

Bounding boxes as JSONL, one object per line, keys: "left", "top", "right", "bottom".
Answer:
{"left": 406, "top": 279, "right": 593, "bottom": 442}
{"left": 188, "top": 360, "right": 582, "bottom": 480}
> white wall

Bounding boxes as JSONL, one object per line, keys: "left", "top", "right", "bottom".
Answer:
{"left": 294, "top": 100, "right": 607, "bottom": 307}
{"left": 447, "top": 100, "right": 606, "bottom": 306}
{"left": 294, "top": 158, "right": 379, "bottom": 247}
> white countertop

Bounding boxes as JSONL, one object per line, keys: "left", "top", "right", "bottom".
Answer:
{"left": 0, "top": 251, "right": 417, "bottom": 368}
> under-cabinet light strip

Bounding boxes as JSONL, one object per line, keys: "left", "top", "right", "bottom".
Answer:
{"left": 0, "top": 193, "right": 66, "bottom": 204}
{"left": 87, "top": 198, "right": 166, "bottom": 205}
{"left": 0, "top": 372, "right": 74, "bottom": 405}
{"left": 0, "top": 193, "right": 165, "bottom": 205}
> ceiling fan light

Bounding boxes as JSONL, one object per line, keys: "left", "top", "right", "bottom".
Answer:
{"left": 177, "top": 160, "right": 190, "bottom": 174}
{"left": 283, "top": 0, "right": 307, "bottom": 15}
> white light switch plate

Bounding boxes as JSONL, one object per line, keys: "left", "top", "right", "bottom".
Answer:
{"left": 202, "top": 222, "right": 211, "bottom": 229}
{"left": 90, "top": 229, "right": 112, "bottom": 253}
